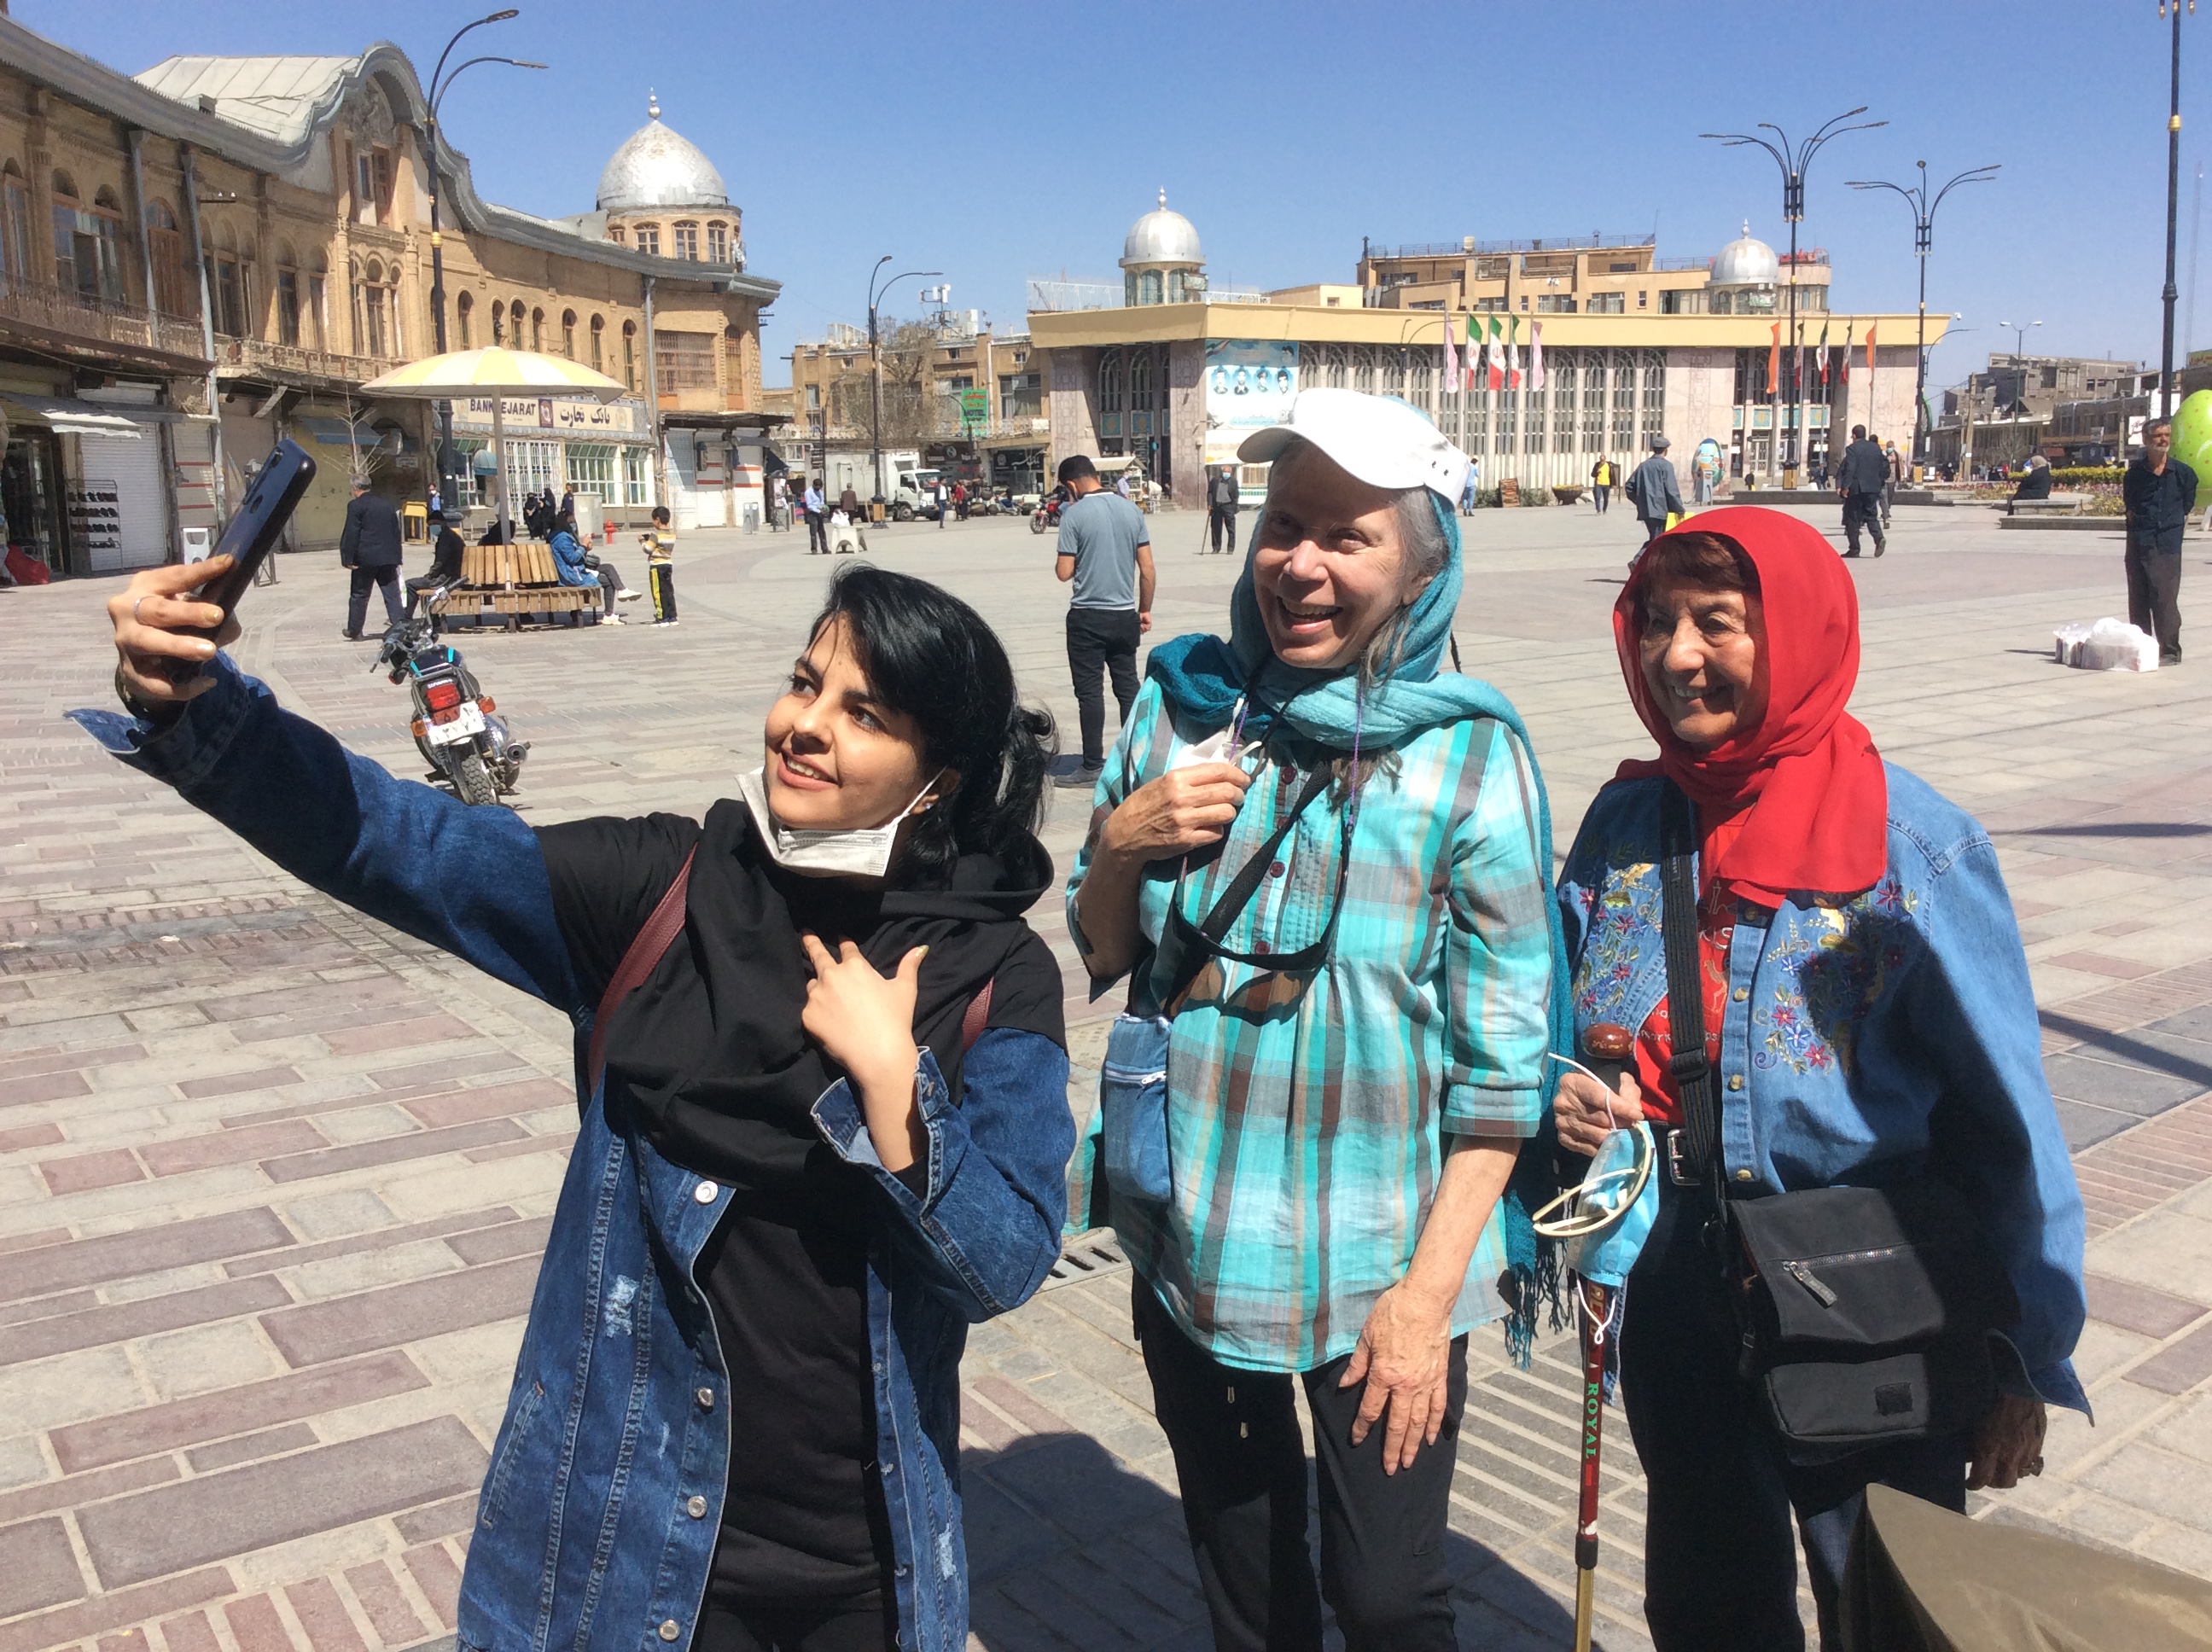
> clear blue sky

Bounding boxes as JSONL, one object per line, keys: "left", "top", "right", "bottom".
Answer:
{"left": 22, "top": 0, "right": 2206, "bottom": 389}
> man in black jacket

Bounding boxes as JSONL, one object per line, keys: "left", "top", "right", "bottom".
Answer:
{"left": 339, "top": 474, "right": 405, "bottom": 639}
{"left": 1836, "top": 425, "right": 1889, "bottom": 558}
{"left": 405, "top": 509, "right": 469, "bottom": 629}
{"left": 2125, "top": 419, "right": 2198, "bottom": 665}
{"left": 1205, "top": 463, "right": 1240, "bottom": 555}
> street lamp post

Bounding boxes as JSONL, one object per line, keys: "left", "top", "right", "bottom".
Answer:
{"left": 866, "top": 258, "right": 942, "bottom": 507}
{"left": 2161, "top": 1, "right": 2195, "bottom": 420}
{"left": 1996, "top": 319, "right": 2043, "bottom": 416}
{"left": 1848, "top": 160, "right": 2000, "bottom": 474}
{"left": 424, "top": 9, "right": 535, "bottom": 510}
{"left": 1703, "top": 107, "right": 1887, "bottom": 482}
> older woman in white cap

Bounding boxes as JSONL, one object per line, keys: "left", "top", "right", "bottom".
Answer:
{"left": 1065, "top": 389, "right": 1568, "bottom": 1651}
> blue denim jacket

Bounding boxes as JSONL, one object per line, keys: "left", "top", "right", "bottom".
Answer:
{"left": 73, "top": 660, "right": 1074, "bottom": 1652}
{"left": 548, "top": 529, "right": 599, "bottom": 588}
{"left": 1557, "top": 766, "right": 2088, "bottom": 1414}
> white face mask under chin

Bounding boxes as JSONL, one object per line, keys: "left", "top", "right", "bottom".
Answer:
{"left": 737, "top": 766, "right": 944, "bottom": 880}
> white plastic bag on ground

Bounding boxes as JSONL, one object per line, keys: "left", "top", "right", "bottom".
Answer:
{"left": 2056, "top": 617, "right": 2160, "bottom": 671}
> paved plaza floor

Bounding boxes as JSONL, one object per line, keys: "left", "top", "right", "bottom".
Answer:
{"left": 3, "top": 500, "right": 2211, "bottom": 1650}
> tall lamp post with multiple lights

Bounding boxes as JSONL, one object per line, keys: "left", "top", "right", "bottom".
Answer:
{"left": 1703, "top": 107, "right": 1886, "bottom": 484}
{"left": 425, "top": 9, "right": 541, "bottom": 509}
{"left": 1847, "top": 160, "right": 1999, "bottom": 475}
{"left": 866, "top": 257, "right": 942, "bottom": 505}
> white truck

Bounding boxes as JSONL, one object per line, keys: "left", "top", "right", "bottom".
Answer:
{"left": 823, "top": 451, "right": 941, "bottom": 521}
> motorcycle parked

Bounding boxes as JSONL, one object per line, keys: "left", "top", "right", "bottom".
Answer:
{"left": 371, "top": 614, "right": 527, "bottom": 806}
{"left": 1030, "top": 493, "right": 1068, "bottom": 534}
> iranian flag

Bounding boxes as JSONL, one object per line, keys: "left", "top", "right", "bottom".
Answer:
{"left": 1487, "top": 315, "right": 1505, "bottom": 391}
{"left": 1506, "top": 315, "right": 1522, "bottom": 390}
{"left": 1442, "top": 315, "right": 1458, "bottom": 390}
{"left": 1818, "top": 319, "right": 1831, "bottom": 385}
{"left": 1842, "top": 320, "right": 1855, "bottom": 376}
{"left": 1529, "top": 319, "right": 1545, "bottom": 391}
{"left": 1465, "top": 313, "right": 1481, "bottom": 390}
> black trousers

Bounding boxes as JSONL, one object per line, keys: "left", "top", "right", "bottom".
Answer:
{"left": 649, "top": 561, "right": 678, "bottom": 622}
{"left": 1135, "top": 1280, "right": 1467, "bottom": 1652}
{"left": 402, "top": 575, "right": 445, "bottom": 621}
{"left": 346, "top": 564, "right": 404, "bottom": 635}
{"left": 1621, "top": 1177, "right": 1969, "bottom": 1651}
{"left": 1065, "top": 606, "right": 1140, "bottom": 767}
{"left": 2126, "top": 535, "right": 2184, "bottom": 661}
{"left": 1209, "top": 505, "right": 1239, "bottom": 555}
{"left": 1639, "top": 515, "right": 1668, "bottom": 543}
{"left": 694, "top": 1592, "right": 895, "bottom": 1652}
{"left": 805, "top": 511, "right": 828, "bottom": 554}
{"left": 1841, "top": 491, "right": 1886, "bottom": 554}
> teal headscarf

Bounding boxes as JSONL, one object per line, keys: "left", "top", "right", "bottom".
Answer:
{"left": 1146, "top": 492, "right": 1573, "bottom": 1359}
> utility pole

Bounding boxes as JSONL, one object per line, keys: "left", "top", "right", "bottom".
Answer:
{"left": 865, "top": 259, "right": 941, "bottom": 506}
{"left": 2162, "top": 1, "right": 2192, "bottom": 421}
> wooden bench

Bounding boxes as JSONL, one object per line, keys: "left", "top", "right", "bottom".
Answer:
{"left": 436, "top": 542, "right": 602, "bottom": 630}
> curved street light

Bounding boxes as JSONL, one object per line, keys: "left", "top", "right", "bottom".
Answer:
{"left": 423, "top": 9, "right": 533, "bottom": 507}
{"left": 1703, "top": 106, "right": 1887, "bottom": 478}
{"left": 1996, "top": 319, "right": 2043, "bottom": 416}
{"left": 1848, "top": 160, "right": 2000, "bottom": 470}
{"left": 867, "top": 258, "right": 943, "bottom": 504}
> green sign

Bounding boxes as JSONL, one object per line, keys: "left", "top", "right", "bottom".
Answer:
{"left": 958, "top": 388, "right": 989, "bottom": 428}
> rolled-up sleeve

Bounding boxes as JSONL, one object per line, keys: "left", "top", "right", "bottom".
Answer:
{"left": 1441, "top": 723, "right": 1552, "bottom": 1138}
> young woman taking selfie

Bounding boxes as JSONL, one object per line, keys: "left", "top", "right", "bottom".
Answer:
{"left": 83, "top": 561, "right": 1073, "bottom": 1652}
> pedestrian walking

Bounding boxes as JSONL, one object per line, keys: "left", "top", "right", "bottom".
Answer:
{"left": 1552, "top": 509, "right": 2085, "bottom": 1649}
{"left": 1883, "top": 439, "right": 1903, "bottom": 526}
{"left": 1836, "top": 424, "right": 1889, "bottom": 558}
{"left": 1206, "top": 462, "right": 1240, "bottom": 555}
{"left": 96, "top": 561, "right": 1073, "bottom": 1652}
{"left": 2125, "top": 417, "right": 2197, "bottom": 665}
{"left": 643, "top": 503, "right": 679, "bottom": 626}
{"left": 338, "top": 473, "right": 405, "bottom": 639}
{"left": 768, "top": 471, "right": 789, "bottom": 531}
{"left": 1624, "top": 436, "right": 1685, "bottom": 544}
{"left": 1063, "top": 389, "right": 1564, "bottom": 1652}
{"left": 1052, "top": 454, "right": 1153, "bottom": 790}
{"left": 803, "top": 477, "right": 829, "bottom": 556}
{"left": 934, "top": 476, "right": 949, "bottom": 529}
{"left": 1591, "top": 455, "right": 1615, "bottom": 514}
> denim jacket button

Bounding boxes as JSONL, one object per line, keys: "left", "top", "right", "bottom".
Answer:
{"left": 659, "top": 1621, "right": 682, "bottom": 1642}
{"left": 1732, "top": 986, "right": 1749, "bottom": 1003}
{"left": 686, "top": 1495, "right": 708, "bottom": 1519}
{"left": 696, "top": 1387, "right": 714, "bottom": 1411}
{"left": 1726, "top": 1073, "right": 1743, "bottom": 1091}
{"left": 694, "top": 1180, "right": 719, "bottom": 1204}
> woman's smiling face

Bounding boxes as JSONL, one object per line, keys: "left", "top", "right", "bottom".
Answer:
{"left": 762, "top": 615, "right": 936, "bottom": 830}
{"left": 1637, "top": 578, "right": 1768, "bottom": 747}
{"left": 1249, "top": 448, "right": 1429, "bottom": 672}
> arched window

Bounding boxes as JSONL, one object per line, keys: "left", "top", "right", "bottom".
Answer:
{"left": 491, "top": 300, "right": 505, "bottom": 344}
{"left": 143, "top": 198, "right": 190, "bottom": 318}
{"left": 51, "top": 172, "right": 125, "bottom": 303}
{"left": 457, "top": 290, "right": 474, "bottom": 348}
{"left": 275, "top": 240, "right": 300, "bottom": 345}
{"left": 0, "top": 163, "right": 30, "bottom": 286}
{"left": 207, "top": 222, "right": 250, "bottom": 337}
{"left": 707, "top": 221, "right": 728, "bottom": 263}
{"left": 1129, "top": 348, "right": 1155, "bottom": 413}
{"left": 621, "top": 319, "right": 637, "bottom": 390}
{"left": 1139, "top": 270, "right": 1162, "bottom": 305}
{"left": 633, "top": 222, "right": 660, "bottom": 257}
{"left": 590, "top": 313, "right": 605, "bottom": 373}
{"left": 306, "top": 251, "right": 327, "bottom": 349}
{"left": 530, "top": 306, "right": 543, "bottom": 352}
{"left": 561, "top": 308, "right": 576, "bottom": 359}
{"left": 1167, "top": 270, "right": 1186, "bottom": 304}
{"left": 609, "top": 223, "right": 626, "bottom": 245}
{"left": 353, "top": 256, "right": 397, "bottom": 358}
{"left": 672, "top": 221, "right": 699, "bottom": 260}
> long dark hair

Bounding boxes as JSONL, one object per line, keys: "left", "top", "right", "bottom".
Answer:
{"left": 807, "top": 565, "right": 1055, "bottom": 886}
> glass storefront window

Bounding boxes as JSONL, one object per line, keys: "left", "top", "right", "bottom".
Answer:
{"left": 566, "top": 442, "right": 617, "bottom": 499}
{"left": 622, "top": 445, "right": 654, "bottom": 507}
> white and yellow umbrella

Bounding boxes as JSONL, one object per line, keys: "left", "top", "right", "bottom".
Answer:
{"left": 360, "top": 347, "right": 629, "bottom": 544}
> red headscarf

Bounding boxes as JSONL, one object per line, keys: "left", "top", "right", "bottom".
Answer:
{"left": 1613, "top": 506, "right": 1887, "bottom": 906}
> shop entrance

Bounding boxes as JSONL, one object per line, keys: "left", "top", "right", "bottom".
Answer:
{"left": 2, "top": 428, "right": 65, "bottom": 572}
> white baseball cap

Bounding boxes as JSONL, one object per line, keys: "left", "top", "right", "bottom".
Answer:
{"left": 1237, "top": 387, "right": 1470, "bottom": 503}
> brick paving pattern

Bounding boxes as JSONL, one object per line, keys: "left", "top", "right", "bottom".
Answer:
{"left": 3, "top": 504, "right": 2210, "bottom": 1650}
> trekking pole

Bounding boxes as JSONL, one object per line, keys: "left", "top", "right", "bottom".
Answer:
{"left": 1572, "top": 1274, "right": 1612, "bottom": 1652}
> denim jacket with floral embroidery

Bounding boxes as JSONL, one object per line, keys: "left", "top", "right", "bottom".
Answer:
{"left": 1557, "top": 765, "right": 2088, "bottom": 1413}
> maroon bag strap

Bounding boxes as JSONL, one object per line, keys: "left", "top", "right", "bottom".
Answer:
{"left": 585, "top": 846, "right": 697, "bottom": 1094}
{"left": 960, "top": 980, "right": 994, "bottom": 1054}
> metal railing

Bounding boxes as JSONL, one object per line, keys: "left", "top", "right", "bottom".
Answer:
{"left": 218, "top": 336, "right": 393, "bottom": 383}
{"left": 0, "top": 273, "right": 207, "bottom": 360}
{"left": 1366, "top": 232, "right": 1657, "bottom": 259}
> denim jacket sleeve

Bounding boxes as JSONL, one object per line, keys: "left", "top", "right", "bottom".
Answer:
{"left": 69, "top": 656, "right": 582, "bottom": 1015}
{"left": 1901, "top": 831, "right": 2089, "bottom": 1412}
{"left": 812, "top": 1027, "right": 1074, "bottom": 1323}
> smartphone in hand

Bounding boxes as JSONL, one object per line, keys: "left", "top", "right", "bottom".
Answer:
{"left": 161, "top": 440, "right": 316, "bottom": 679}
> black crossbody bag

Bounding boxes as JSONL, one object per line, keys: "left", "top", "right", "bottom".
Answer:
{"left": 1658, "top": 783, "right": 2018, "bottom": 1462}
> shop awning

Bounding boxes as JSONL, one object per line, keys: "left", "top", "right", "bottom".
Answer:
{"left": 0, "top": 393, "right": 143, "bottom": 439}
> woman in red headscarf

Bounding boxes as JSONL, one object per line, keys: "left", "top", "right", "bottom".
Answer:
{"left": 1549, "top": 509, "right": 2087, "bottom": 1651}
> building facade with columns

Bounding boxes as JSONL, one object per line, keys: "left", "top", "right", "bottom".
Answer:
{"left": 1030, "top": 203, "right": 1933, "bottom": 508}
{"left": 0, "top": 12, "right": 778, "bottom": 571}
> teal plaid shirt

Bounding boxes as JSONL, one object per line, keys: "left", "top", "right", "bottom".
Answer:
{"left": 1068, "top": 680, "right": 1553, "bottom": 1373}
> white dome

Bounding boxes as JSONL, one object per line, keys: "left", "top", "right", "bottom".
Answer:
{"left": 597, "top": 93, "right": 730, "bottom": 214}
{"left": 1121, "top": 189, "right": 1202, "bottom": 268}
{"left": 1710, "top": 222, "right": 1779, "bottom": 288}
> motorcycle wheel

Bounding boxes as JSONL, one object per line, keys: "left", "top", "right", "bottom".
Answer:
{"left": 1030, "top": 513, "right": 1046, "bottom": 535}
{"left": 452, "top": 748, "right": 498, "bottom": 807}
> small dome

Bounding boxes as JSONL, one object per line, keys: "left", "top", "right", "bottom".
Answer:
{"left": 1121, "top": 189, "right": 1202, "bottom": 268}
{"left": 597, "top": 92, "right": 730, "bottom": 214}
{"left": 1710, "top": 222, "right": 1779, "bottom": 288}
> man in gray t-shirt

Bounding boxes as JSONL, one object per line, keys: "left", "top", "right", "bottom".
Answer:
{"left": 1053, "top": 454, "right": 1155, "bottom": 784}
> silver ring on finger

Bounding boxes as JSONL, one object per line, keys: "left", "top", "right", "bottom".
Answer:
{"left": 131, "top": 595, "right": 149, "bottom": 625}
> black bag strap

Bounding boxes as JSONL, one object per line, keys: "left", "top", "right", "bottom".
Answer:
{"left": 1659, "top": 782, "right": 1726, "bottom": 1209}
{"left": 1159, "top": 761, "right": 1335, "bottom": 1009}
